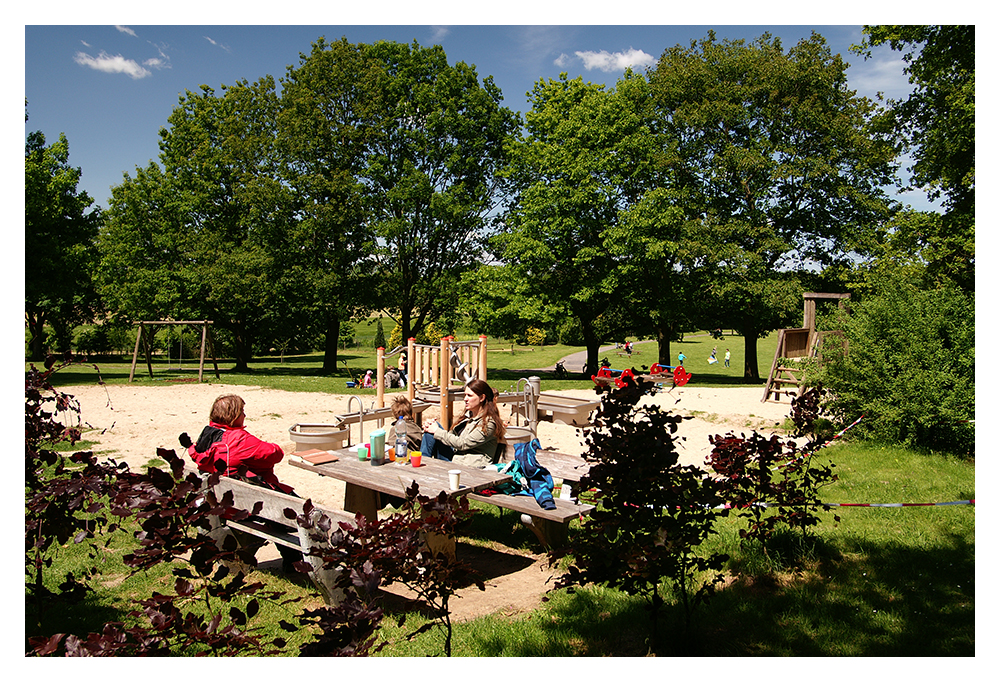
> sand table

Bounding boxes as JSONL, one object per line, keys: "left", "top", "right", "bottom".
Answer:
{"left": 57, "top": 380, "right": 801, "bottom": 620}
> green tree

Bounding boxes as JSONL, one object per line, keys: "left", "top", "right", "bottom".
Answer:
{"left": 25, "top": 126, "right": 101, "bottom": 360}
{"left": 649, "top": 32, "right": 897, "bottom": 380}
{"left": 495, "top": 75, "right": 639, "bottom": 374}
{"left": 360, "top": 41, "right": 520, "bottom": 343}
{"left": 853, "top": 25, "right": 975, "bottom": 292}
{"left": 815, "top": 268, "right": 974, "bottom": 455}
{"left": 279, "top": 37, "right": 378, "bottom": 372}
{"left": 100, "top": 78, "right": 298, "bottom": 371}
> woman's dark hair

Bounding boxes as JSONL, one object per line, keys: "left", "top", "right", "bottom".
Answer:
{"left": 466, "top": 378, "right": 506, "bottom": 442}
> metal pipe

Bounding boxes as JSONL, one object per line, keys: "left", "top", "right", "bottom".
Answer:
{"left": 346, "top": 395, "right": 365, "bottom": 446}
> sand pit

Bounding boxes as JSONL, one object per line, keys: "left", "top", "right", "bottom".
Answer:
{"left": 56, "top": 380, "right": 801, "bottom": 621}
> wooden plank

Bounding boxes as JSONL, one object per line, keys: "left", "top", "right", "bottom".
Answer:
{"left": 212, "top": 476, "right": 354, "bottom": 526}
{"left": 535, "top": 450, "right": 590, "bottom": 482}
{"left": 289, "top": 448, "right": 512, "bottom": 500}
{"left": 468, "top": 493, "right": 593, "bottom": 523}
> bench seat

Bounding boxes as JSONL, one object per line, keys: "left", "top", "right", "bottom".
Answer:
{"left": 467, "top": 492, "right": 594, "bottom": 549}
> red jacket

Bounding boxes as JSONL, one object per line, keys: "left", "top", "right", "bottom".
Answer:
{"left": 188, "top": 422, "right": 293, "bottom": 494}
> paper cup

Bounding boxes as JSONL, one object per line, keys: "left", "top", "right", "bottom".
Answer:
{"left": 411, "top": 453, "right": 422, "bottom": 467}
{"left": 448, "top": 469, "right": 461, "bottom": 491}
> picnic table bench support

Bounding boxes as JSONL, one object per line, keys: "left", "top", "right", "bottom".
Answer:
{"left": 199, "top": 474, "right": 351, "bottom": 606}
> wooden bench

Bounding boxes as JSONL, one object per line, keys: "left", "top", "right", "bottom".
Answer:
{"left": 466, "top": 491, "right": 594, "bottom": 550}
{"left": 534, "top": 449, "right": 592, "bottom": 502}
{"left": 198, "top": 473, "right": 356, "bottom": 606}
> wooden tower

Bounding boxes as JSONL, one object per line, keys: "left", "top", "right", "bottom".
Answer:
{"left": 762, "top": 293, "right": 849, "bottom": 403}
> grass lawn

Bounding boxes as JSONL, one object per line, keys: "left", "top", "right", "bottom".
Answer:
{"left": 27, "top": 441, "right": 974, "bottom": 657}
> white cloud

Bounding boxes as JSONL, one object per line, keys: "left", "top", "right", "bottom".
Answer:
{"left": 115, "top": 25, "right": 137, "bottom": 37}
{"left": 848, "top": 54, "right": 913, "bottom": 101}
{"left": 430, "top": 26, "right": 450, "bottom": 42}
{"left": 575, "top": 48, "right": 656, "bottom": 73}
{"left": 143, "top": 57, "right": 169, "bottom": 70}
{"left": 554, "top": 53, "right": 571, "bottom": 68}
{"left": 203, "top": 35, "right": 231, "bottom": 53}
{"left": 73, "top": 51, "right": 151, "bottom": 79}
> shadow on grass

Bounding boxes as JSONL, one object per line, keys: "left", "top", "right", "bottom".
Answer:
{"left": 468, "top": 526, "right": 975, "bottom": 657}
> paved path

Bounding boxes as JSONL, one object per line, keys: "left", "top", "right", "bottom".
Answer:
{"left": 534, "top": 339, "right": 659, "bottom": 373}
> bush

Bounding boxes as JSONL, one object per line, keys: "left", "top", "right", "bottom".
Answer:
{"left": 555, "top": 376, "right": 727, "bottom": 650}
{"left": 816, "top": 271, "right": 974, "bottom": 455}
{"left": 524, "top": 326, "right": 546, "bottom": 346}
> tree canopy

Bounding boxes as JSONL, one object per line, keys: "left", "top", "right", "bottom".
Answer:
{"left": 647, "top": 31, "right": 898, "bottom": 379}
{"left": 25, "top": 126, "right": 101, "bottom": 360}
{"left": 854, "top": 25, "right": 975, "bottom": 291}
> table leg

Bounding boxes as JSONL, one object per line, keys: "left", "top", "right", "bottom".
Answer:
{"left": 343, "top": 482, "right": 379, "bottom": 522}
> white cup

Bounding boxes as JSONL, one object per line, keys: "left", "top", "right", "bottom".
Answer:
{"left": 448, "top": 469, "right": 462, "bottom": 491}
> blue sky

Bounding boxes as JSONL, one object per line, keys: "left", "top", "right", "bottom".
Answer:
{"left": 23, "top": 11, "right": 964, "bottom": 214}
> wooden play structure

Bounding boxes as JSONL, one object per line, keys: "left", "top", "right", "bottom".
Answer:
{"left": 378, "top": 335, "right": 488, "bottom": 430}
{"left": 290, "top": 334, "right": 601, "bottom": 452}
{"left": 762, "top": 293, "right": 850, "bottom": 403}
{"left": 128, "top": 320, "right": 220, "bottom": 383}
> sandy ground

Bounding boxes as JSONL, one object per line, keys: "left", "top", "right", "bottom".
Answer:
{"left": 59, "top": 380, "right": 799, "bottom": 621}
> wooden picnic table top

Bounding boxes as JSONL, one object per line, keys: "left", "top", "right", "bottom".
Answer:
{"left": 289, "top": 447, "right": 512, "bottom": 500}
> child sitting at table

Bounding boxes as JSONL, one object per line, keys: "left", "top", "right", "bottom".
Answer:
{"left": 388, "top": 394, "right": 423, "bottom": 451}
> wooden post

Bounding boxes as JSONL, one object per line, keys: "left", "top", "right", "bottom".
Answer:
{"left": 479, "top": 335, "right": 488, "bottom": 383}
{"left": 376, "top": 346, "right": 385, "bottom": 408}
{"left": 198, "top": 322, "right": 208, "bottom": 382}
{"left": 431, "top": 345, "right": 439, "bottom": 394}
{"left": 128, "top": 323, "right": 143, "bottom": 382}
{"left": 206, "top": 323, "right": 220, "bottom": 380}
{"left": 143, "top": 326, "right": 154, "bottom": 378}
{"left": 440, "top": 336, "right": 451, "bottom": 429}
{"left": 407, "top": 337, "right": 416, "bottom": 404}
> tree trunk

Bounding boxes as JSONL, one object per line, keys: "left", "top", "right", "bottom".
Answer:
{"left": 231, "top": 327, "right": 251, "bottom": 372}
{"left": 322, "top": 313, "right": 340, "bottom": 373}
{"left": 581, "top": 319, "right": 603, "bottom": 378}
{"left": 655, "top": 325, "right": 671, "bottom": 367}
{"left": 26, "top": 311, "right": 46, "bottom": 361}
{"left": 743, "top": 333, "right": 760, "bottom": 382}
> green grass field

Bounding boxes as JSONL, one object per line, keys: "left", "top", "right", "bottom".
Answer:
{"left": 27, "top": 441, "right": 974, "bottom": 656}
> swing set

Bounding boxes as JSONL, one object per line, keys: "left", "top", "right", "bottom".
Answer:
{"left": 128, "top": 320, "right": 220, "bottom": 383}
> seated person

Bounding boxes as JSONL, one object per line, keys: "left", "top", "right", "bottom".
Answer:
{"left": 421, "top": 379, "right": 506, "bottom": 469}
{"left": 398, "top": 351, "right": 408, "bottom": 387}
{"left": 183, "top": 393, "right": 300, "bottom": 570}
{"left": 387, "top": 394, "right": 423, "bottom": 451}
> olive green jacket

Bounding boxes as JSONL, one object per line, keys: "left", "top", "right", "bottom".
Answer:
{"left": 433, "top": 413, "right": 499, "bottom": 469}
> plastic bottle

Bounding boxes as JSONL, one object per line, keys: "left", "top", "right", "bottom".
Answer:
{"left": 395, "top": 416, "right": 407, "bottom": 463}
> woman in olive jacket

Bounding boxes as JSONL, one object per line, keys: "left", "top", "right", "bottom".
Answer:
{"left": 420, "top": 379, "right": 507, "bottom": 468}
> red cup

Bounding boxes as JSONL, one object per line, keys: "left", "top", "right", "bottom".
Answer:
{"left": 411, "top": 453, "right": 422, "bottom": 467}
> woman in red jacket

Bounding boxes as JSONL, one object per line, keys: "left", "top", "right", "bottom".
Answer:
{"left": 186, "top": 394, "right": 300, "bottom": 571}
{"left": 187, "top": 394, "right": 293, "bottom": 494}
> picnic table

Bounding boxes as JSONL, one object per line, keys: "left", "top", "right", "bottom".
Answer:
{"left": 288, "top": 448, "right": 512, "bottom": 523}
